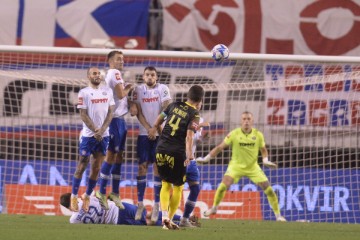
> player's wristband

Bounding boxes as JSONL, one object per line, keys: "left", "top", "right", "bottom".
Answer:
{"left": 204, "top": 154, "right": 211, "bottom": 162}
{"left": 195, "top": 154, "right": 211, "bottom": 163}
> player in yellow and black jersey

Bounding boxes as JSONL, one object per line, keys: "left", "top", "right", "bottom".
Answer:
{"left": 148, "top": 85, "right": 204, "bottom": 229}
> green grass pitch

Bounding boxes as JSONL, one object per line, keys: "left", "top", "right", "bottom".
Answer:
{"left": 0, "top": 215, "right": 359, "bottom": 240}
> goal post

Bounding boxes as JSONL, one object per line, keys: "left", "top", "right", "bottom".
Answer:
{"left": 0, "top": 45, "right": 359, "bottom": 223}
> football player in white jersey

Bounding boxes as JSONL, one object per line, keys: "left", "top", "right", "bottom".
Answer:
{"left": 60, "top": 193, "right": 200, "bottom": 227}
{"left": 70, "top": 67, "right": 115, "bottom": 212}
{"left": 97, "top": 50, "right": 143, "bottom": 210}
{"left": 132, "top": 66, "right": 171, "bottom": 223}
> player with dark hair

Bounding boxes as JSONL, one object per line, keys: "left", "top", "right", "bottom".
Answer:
{"left": 180, "top": 102, "right": 209, "bottom": 227}
{"left": 96, "top": 50, "right": 138, "bottom": 210}
{"left": 70, "top": 67, "right": 114, "bottom": 212}
{"left": 197, "top": 111, "right": 286, "bottom": 221}
{"left": 149, "top": 85, "right": 204, "bottom": 229}
{"left": 132, "top": 66, "right": 172, "bottom": 223}
{"left": 60, "top": 193, "right": 200, "bottom": 227}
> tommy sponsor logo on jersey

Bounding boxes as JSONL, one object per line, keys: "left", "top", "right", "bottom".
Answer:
{"left": 142, "top": 97, "right": 159, "bottom": 103}
{"left": 91, "top": 98, "right": 108, "bottom": 104}
{"left": 239, "top": 142, "right": 255, "bottom": 147}
{"left": 78, "top": 97, "right": 84, "bottom": 105}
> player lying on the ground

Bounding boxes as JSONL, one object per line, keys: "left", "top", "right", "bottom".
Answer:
{"left": 60, "top": 193, "right": 200, "bottom": 227}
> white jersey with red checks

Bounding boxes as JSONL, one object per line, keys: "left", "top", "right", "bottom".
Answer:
{"left": 105, "top": 69, "right": 128, "bottom": 118}
{"left": 77, "top": 86, "right": 115, "bottom": 137}
{"left": 133, "top": 83, "right": 171, "bottom": 135}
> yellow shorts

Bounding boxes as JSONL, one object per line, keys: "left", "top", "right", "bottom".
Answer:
{"left": 224, "top": 164, "right": 268, "bottom": 184}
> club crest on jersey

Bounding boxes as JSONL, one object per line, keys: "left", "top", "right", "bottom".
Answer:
{"left": 191, "top": 121, "right": 199, "bottom": 130}
{"left": 102, "top": 92, "right": 107, "bottom": 96}
{"left": 252, "top": 136, "right": 256, "bottom": 140}
{"left": 163, "top": 90, "right": 168, "bottom": 97}
{"left": 78, "top": 97, "right": 83, "bottom": 105}
{"left": 115, "top": 73, "right": 121, "bottom": 80}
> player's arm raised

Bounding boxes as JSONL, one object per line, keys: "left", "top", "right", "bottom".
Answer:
{"left": 114, "top": 81, "right": 134, "bottom": 99}
{"left": 196, "top": 141, "right": 229, "bottom": 163}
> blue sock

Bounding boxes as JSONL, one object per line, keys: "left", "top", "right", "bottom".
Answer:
{"left": 99, "top": 162, "right": 112, "bottom": 194}
{"left": 153, "top": 176, "right": 162, "bottom": 203}
{"left": 71, "top": 177, "right": 82, "bottom": 195}
{"left": 111, "top": 163, "right": 122, "bottom": 194}
{"left": 137, "top": 176, "right": 146, "bottom": 202}
{"left": 172, "top": 213, "right": 181, "bottom": 223}
{"left": 86, "top": 178, "right": 97, "bottom": 196}
{"left": 183, "top": 184, "right": 200, "bottom": 218}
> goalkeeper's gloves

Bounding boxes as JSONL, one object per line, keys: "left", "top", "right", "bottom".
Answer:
{"left": 195, "top": 154, "right": 211, "bottom": 163}
{"left": 262, "top": 157, "right": 277, "bottom": 168}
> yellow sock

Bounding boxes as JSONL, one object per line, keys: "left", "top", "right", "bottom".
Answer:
{"left": 160, "top": 181, "right": 172, "bottom": 212}
{"left": 264, "top": 186, "right": 280, "bottom": 215}
{"left": 169, "top": 185, "right": 183, "bottom": 220}
{"left": 213, "top": 182, "right": 227, "bottom": 207}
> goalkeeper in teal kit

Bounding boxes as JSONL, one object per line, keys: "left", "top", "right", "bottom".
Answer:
{"left": 197, "top": 111, "right": 286, "bottom": 221}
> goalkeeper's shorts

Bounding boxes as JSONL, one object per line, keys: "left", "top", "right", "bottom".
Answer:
{"left": 225, "top": 164, "right": 268, "bottom": 184}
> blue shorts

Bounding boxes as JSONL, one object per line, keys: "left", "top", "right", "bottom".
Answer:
{"left": 186, "top": 160, "right": 200, "bottom": 182}
{"left": 108, "top": 118, "right": 127, "bottom": 153}
{"left": 79, "top": 136, "right": 110, "bottom": 156}
{"left": 137, "top": 135, "right": 159, "bottom": 164}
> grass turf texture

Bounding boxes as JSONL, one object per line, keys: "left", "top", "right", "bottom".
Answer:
{"left": 0, "top": 215, "right": 359, "bottom": 240}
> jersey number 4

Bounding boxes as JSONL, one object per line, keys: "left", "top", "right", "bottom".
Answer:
{"left": 168, "top": 115, "right": 181, "bottom": 136}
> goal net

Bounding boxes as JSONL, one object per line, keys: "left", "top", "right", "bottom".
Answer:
{"left": 0, "top": 46, "right": 359, "bottom": 223}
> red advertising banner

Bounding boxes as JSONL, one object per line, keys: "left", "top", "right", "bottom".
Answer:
{"left": 4, "top": 184, "right": 262, "bottom": 220}
{"left": 162, "top": 0, "right": 360, "bottom": 55}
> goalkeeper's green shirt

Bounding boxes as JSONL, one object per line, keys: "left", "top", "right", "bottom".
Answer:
{"left": 223, "top": 127, "right": 265, "bottom": 170}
